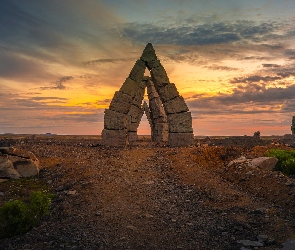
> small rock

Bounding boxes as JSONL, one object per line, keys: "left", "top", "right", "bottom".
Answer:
{"left": 95, "top": 211, "right": 102, "bottom": 216}
{"left": 280, "top": 239, "right": 295, "bottom": 250}
{"left": 257, "top": 235, "right": 268, "bottom": 242}
{"left": 126, "top": 225, "right": 137, "bottom": 230}
{"left": 47, "top": 180, "right": 53, "bottom": 184}
{"left": 0, "top": 192, "right": 3, "bottom": 196}
{"left": 285, "top": 180, "right": 294, "bottom": 187}
{"left": 237, "top": 240, "right": 264, "bottom": 247}
{"left": 143, "top": 181, "right": 154, "bottom": 185}
{"left": 67, "top": 190, "right": 77, "bottom": 195}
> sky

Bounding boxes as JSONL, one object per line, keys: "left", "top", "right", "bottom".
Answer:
{"left": 1, "top": 0, "right": 295, "bottom": 136}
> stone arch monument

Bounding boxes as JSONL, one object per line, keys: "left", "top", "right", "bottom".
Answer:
{"left": 101, "top": 43, "right": 194, "bottom": 147}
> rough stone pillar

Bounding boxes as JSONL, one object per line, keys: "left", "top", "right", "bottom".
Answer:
{"left": 146, "top": 78, "right": 168, "bottom": 142}
{"left": 141, "top": 43, "right": 194, "bottom": 147}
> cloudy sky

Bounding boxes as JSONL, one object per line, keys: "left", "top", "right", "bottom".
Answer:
{"left": 1, "top": 0, "right": 295, "bottom": 136}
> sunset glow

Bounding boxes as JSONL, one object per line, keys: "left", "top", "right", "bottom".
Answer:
{"left": 1, "top": 0, "right": 295, "bottom": 135}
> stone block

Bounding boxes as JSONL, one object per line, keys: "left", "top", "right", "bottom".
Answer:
{"left": 101, "top": 129, "right": 127, "bottom": 146}
{"left": 129, "top": 60, "right": 146, "bottom": 82}
{"left": 164, "top": 96, "right": 189, "bottom": 114}
{"left": 128, "top": 122, "right": 140, "bottom": 132}
{"left": 128, "top": 132, "right": 138, "bottom": 142}
{"left": 151, "top": 65, "right": 170, "bottom": 88}
{"left": 104, "top": 109, "right": 127, "bottom": 130}
{"left": 148, "top": 90, "right": 159, "bottom": 100}
{"left": 149, "top": 98, "right": 166, "bottom": 120}
{"left": 140, "top": 43, "right": 158, "bottom": 64}
{"left": 132, "top": 91, "right": 145, "bottom": 108}
{"left": 168, "top": 133, "right": 194, "bottom": 147}
{"left": 158, "top": 83, "right": 179, "bottom": 103}
{"left": 128, "top": 105, "right": 143, "bottom": 123}
{"left": 154, "top": 123, "right": 168, "bottom": 132}
{"left": 120, "top": 78, "right": 139, "bottom": 98}
{"left": 168, "top": 112, "right": 193, "bottom": 133}
{"left": 154, "top": 116, "right": 167, "bottom": 123}
{"left": 109, "top": 91, "right": 133, "bottom": 114}
{"left": 146, "top": 60, "right": 161, "bottom": 69}
{"left": 152, "top": 130, "right": 169, "bottom": 142}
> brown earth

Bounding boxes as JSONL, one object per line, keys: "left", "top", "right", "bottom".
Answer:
{"left": 0, "top": 136, "right": 295, "bottom": 250}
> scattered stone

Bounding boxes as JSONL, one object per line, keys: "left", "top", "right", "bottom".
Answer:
{"left": 67, "top": 190, "right": 77, "bottom": 195}
{"left": 280, "top": 134, "right": 295, "bottom": 147}
{"left": 126, "top": 225, "right": 137, "bottom": 230}
{"left": 257, "top": 235, "right": 268, "bottom": 242}
{"left": 143, "top": 181, "right": 154, "bottom": 185}
{"left": 237, "top": 239, "right": 264, "bottom": 247}
{"left": 280, "top": 239, "right": 295, "bottom": 250}
{"left": 95, "top": 211, "right": 102, "bottom": 216}
{"left": 0, "top": 192, "right": 3, "bottom": 196}
{"left": 285, "top": 180, "right": 294, "bottom": 187}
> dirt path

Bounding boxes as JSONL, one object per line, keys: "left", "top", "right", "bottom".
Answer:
{"left": 0, "top": 138, "right": 295, "bottom": 249}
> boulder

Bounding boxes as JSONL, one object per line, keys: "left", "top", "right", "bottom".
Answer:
{"left": 9, "top": 156, "right": 39, "bottom": 177}
{"left": 251, "top": 157, "right": 278, "bottom": 171}
{"left": 0, "top": 155, "right": 21, "bottom": 179}
{"left": 0, "top": 147, "right": 40, "bottom": 179}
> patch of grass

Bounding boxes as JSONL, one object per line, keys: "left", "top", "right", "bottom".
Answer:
{"left": 0, "top": 190, "right": 54, "bottom": 239}
{"left": 0, "top": 178, "right": 50, "bottom": 206}
{"left": 266, "top": 149, "right": 295, "bottom": 175}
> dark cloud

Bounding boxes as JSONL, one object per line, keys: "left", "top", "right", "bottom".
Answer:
{"left": 262, "top": 64, "right": 280, "bottom": 68}
{"left": 0, "top": 50, "right": 51, "bottom": 81}
{"left": 119, "top": 20, "right": 277, "bottom": 46}
{"left": 40, "top": 76, "right": 73, "bottom": 90}
{"left": 277, "top": 72, "right": 295, "bottom": 78}
{"left": 187, "top": 83, "right": 295, "bottom": 116}
{"left": 230, "top": 75, "right": 282, "bottom": 83}
{"left": 30, "top": 97, "right": 68, "bottom": 101}
{"left": 83, "top": 58, "right": 131, "bottom": 66}
{"left": 203, "top": 65, "right": 239, "bottom": 71}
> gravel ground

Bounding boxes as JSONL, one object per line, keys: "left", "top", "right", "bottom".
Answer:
{"left": 0, "top": 137, "right": 295, "bottom": 250}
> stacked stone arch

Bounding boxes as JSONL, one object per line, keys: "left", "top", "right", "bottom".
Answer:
{"left": 101, "top": 43, "right": 194, "bottom": 147}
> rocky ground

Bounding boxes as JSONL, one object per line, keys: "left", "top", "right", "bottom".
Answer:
{"left": 0, "top": 136, "right": 295, "bottom": 250}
